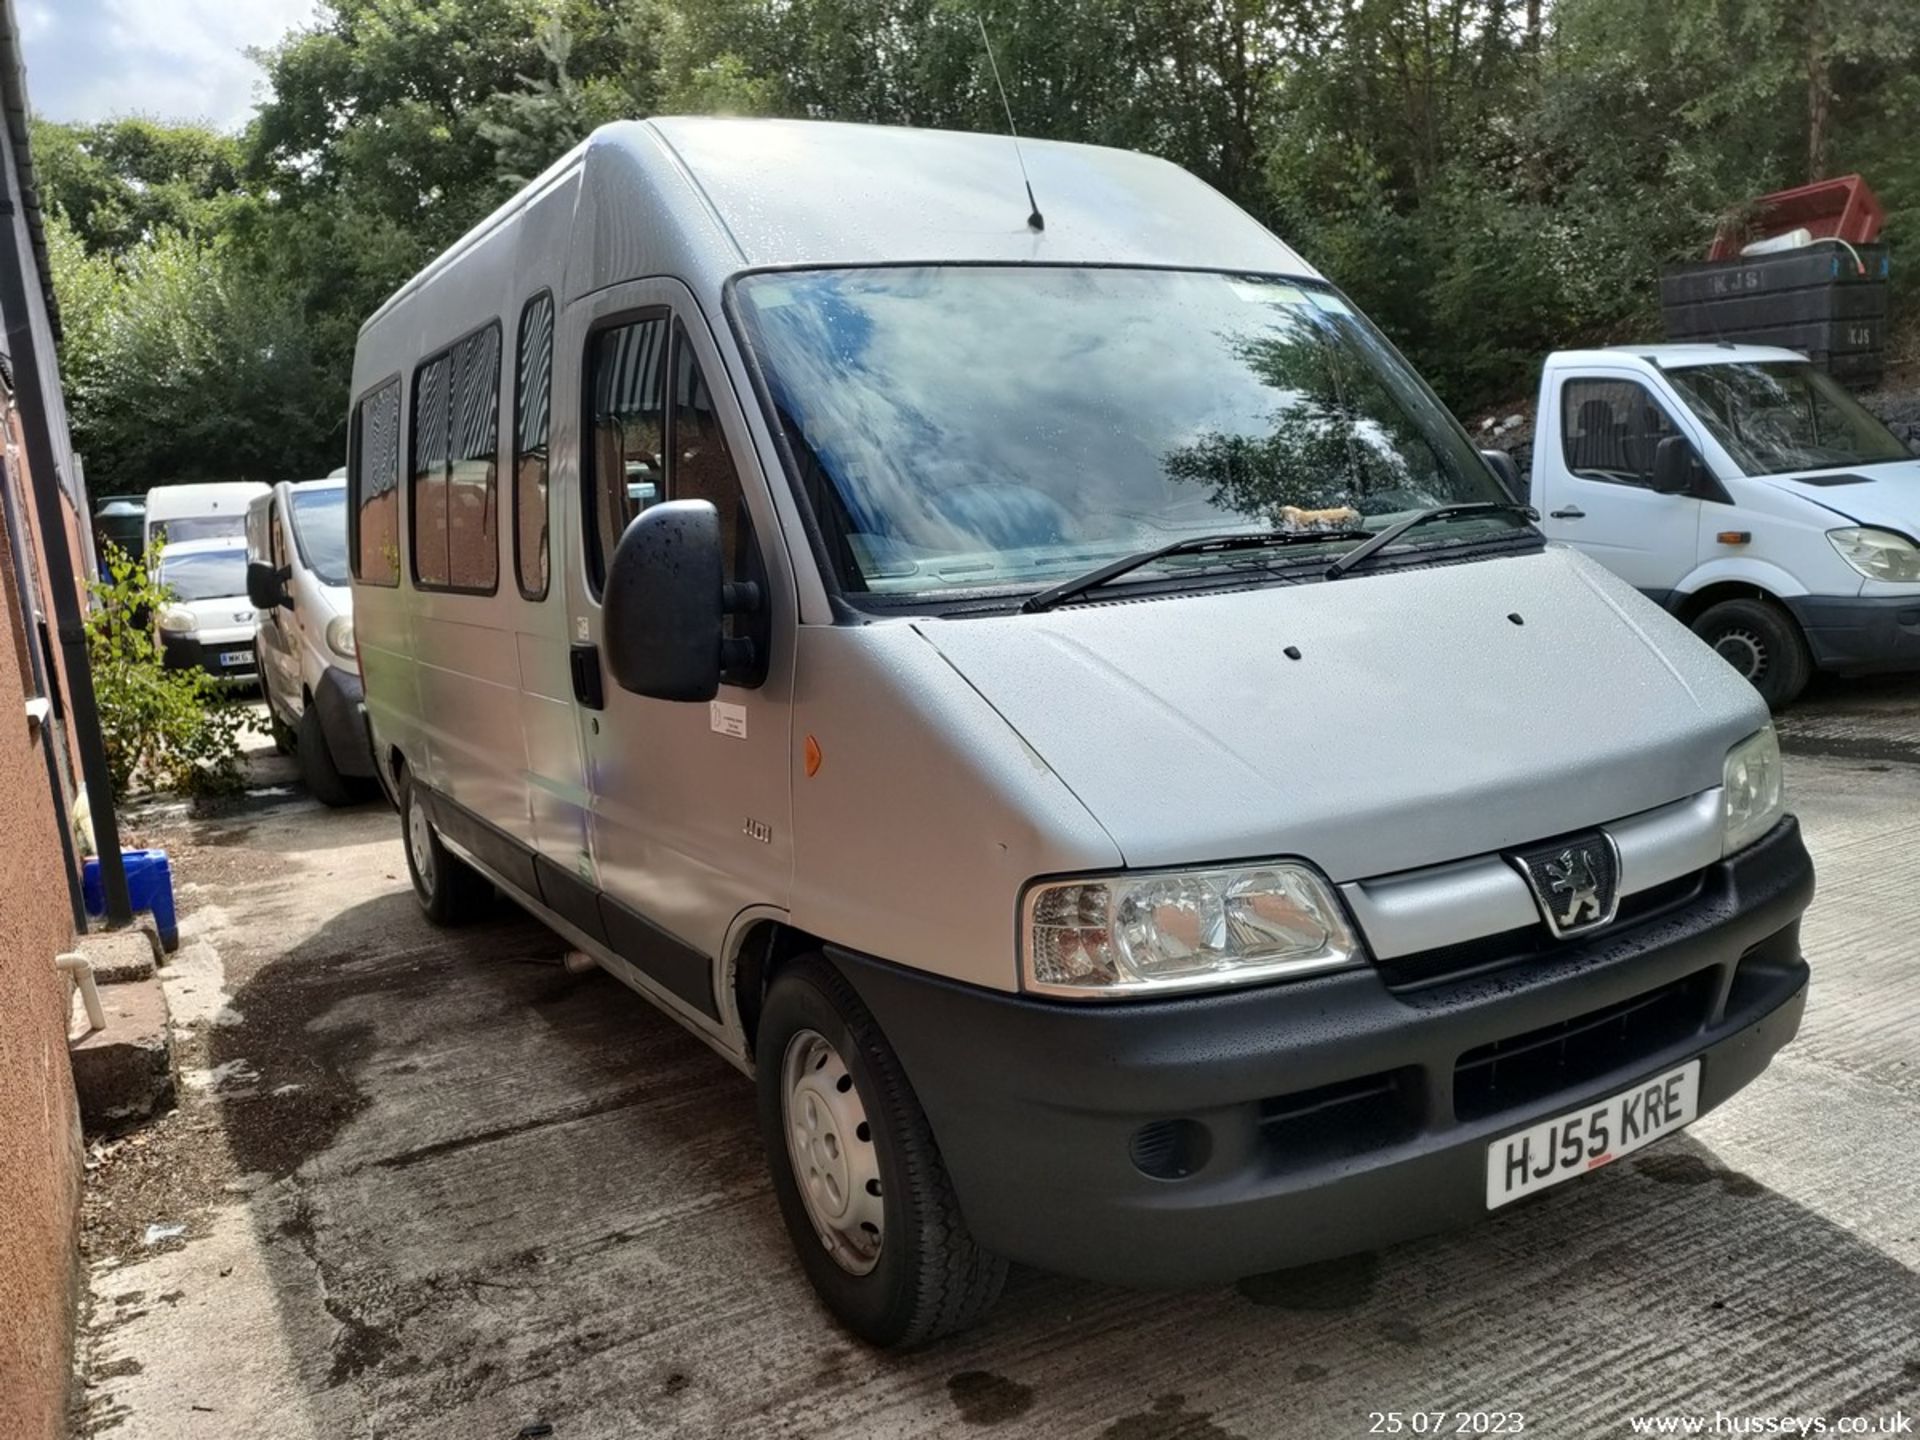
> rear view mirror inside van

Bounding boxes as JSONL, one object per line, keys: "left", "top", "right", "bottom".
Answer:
{"left": 603, "top": 500, "right": 752, "bottom": 702}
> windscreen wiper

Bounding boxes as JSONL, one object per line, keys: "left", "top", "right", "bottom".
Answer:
{"left": 1324, "top": 502, "right": 1538, "bottom": 581}
{"left": 1021, "top": 528, "right": 1371, "bottom": 614}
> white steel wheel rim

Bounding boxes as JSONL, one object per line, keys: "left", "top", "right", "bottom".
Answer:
{"left": 781, "top": 1028, "right": 884, "bottom": 1275}
{"left": 407, "top": 791, "right": 436, "bottom": 893}
{"left": 1713, "top": 627, "right": 1768, "bottom": 680}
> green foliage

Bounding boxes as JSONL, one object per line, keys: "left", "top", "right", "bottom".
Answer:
{"left": 36, "top": 0, "right": 1920, "bottom": 479}
{"left": 84, "top": 543, "right": 248, "bottom": 800}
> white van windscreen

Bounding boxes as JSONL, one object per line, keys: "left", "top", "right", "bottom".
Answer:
{"left": 735, "top": 267, "right": 1514, "bottom": 599}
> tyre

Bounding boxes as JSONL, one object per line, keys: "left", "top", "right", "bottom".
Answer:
{"left": 756, "top": 955, "right": 1006, "bottom": 1348}
{"left": 398, "top": 765, "right": 491, "bottom": 925}
{"left": 1690, "top": 598, "right": 1812, "bottom": 710}
{"left": 297, "top": 705, "right": 358, "bottom": 808}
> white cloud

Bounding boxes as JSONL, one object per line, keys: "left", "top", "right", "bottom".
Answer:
{"left": 22, "top": 0, "right": 320, "bottom": 131}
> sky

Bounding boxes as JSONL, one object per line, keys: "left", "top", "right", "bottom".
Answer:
{"left": 17, "top": 0, "right": 319, "bottom": 132}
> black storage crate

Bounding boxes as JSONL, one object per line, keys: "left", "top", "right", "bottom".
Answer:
{"left": 1660, "top": 243, "right": 1889, "bottom": 388}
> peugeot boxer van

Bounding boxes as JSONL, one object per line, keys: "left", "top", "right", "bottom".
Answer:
{"left": 348, "top": 118, "right": 1815, "bottom": 1346}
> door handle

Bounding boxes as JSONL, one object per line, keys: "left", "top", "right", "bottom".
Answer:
{"left": 569, "top": 644, "right": 605, "bottom": 710}
{"left": 1549, "top": 507, "right": 1585, "bottom": 520}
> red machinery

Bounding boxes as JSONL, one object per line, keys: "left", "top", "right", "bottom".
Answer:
{"left": 1708, "top": 174, "right": 1885, "bottom": 262}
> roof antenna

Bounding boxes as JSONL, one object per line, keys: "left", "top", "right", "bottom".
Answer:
{"left": 976, "top": 16, "right": 1044, "bottom": 232}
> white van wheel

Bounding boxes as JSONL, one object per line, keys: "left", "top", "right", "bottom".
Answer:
{"left": 398, "top": 766, "right": 490, "bottom": 925}
{"left": 782, "top": 1029, "right": 885, "bottom": 1275}
{"left": 756, "top": 956, "right": 1005, "bottom": 1347}
{"left": 1691, "top": 598, "right": 1811, "bottom": 710}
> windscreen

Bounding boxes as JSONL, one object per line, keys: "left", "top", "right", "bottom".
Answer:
{"left": 154, "top": 514, "right": 247, "bottom": 544}
{"left": 290, "top": 486, "right": 350, "bottom": 586}
{"left": 734, "top": 267, "right": 1516, "bottom": 600}
{"left": 1664, "top": 361, "right": 1909, "bottom": 477}
{"left": 161, "top": 547, "right": 248, "bottom": 602}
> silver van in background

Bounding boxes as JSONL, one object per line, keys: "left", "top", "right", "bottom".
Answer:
{"left": 348, "top": 118, "right": 1814, "bottom": 1346}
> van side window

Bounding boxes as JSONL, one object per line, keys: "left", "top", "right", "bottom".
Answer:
{"left": 587, "top": 315, "right": 668, "bottom": 590}
{"left": 670, "top": 322, "right": 757, "bottom": 591}
{"left": 514, "top": 292, "right": 555, "bottom": 600}
{"left": 1561, "top": 379, "right": 1683, "bottom": 487}
{"left": 349, "top": 378, "right": 401, "bottom": 586}
{"left": 411, "top": 323, "right": 502, "bottom": 593}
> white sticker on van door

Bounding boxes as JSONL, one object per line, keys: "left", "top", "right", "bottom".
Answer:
{"left": 710, "top": 701, "right": 747, "bottom": 739}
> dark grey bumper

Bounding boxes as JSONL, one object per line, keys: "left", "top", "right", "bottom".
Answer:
{"left": 313, "top": 665, "right": 375, "bottom": 778}
{"left": 1786, "top": 594, "right": 1920, "bottom": 674}
{"left": 829, "top": 818, "right": 1814, "bottom": 1289}
{"left": 159, "top": 631, "right": 256, "bottom": 682}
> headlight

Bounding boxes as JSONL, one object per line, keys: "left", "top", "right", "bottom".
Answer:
{"left": 1722, "top": 725, "right": 1785, "bottom": 856}
{"left": 1827, "top": 527, "right": 1920, "bottom": 583}
{"left": 326, "top": 615, "right": 356, "bottom": 660}
{"left": 1023, "top": 862, "right": 1361, "bottom": 998}
{"left": 157, "top": 604, "right": 196, "bottom": 634}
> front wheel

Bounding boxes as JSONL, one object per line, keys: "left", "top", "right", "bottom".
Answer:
{"left": 1690, "top": 598, "right": 1812, "bottom": 710}
{"left": 756, "top": 956, "right": 1006, "bottom": 1347}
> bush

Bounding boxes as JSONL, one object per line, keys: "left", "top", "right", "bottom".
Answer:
{"left": 85, "top": 541, "right": 248, "bottom": 799}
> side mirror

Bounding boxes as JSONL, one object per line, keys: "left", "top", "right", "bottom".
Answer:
{"left": 1649, "top": 436, "right": 1702, "bottom": 496}
{"left": 603, "top": 500, "right": 758, "bottom": 702}
{"left": 247, "top": 561, "right": 292, "bottom": 610}
{"left": 1479, "top": 448, "right": 1525, "bottom": 504}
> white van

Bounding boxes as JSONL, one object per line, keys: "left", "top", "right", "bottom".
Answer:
{"left": 142, "top": 480, "right": 268, "bottom": 552}
{"left": 245, "top": 480, "right": 375, "bottom": 804}
{"left": 1529, "top": 344, "right": 1920, "bottom": 706}
{"left": 349, "top": 119, "right": 1814, "bottom": 1346}
{"left": 154, "top": 536, "right": 257, "bottom": 684}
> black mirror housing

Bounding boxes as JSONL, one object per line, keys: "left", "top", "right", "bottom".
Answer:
{"left": 603, "top": 500, "right": 729, "bottom": 702}
{"left": 247, "top": 560, "right": 291, "bottom": 610}
{"left": 1649, "top": 435, "right": 1700, "bottom": 495}
{"left": 1479, "top": 448, "right": 1525, "bottom": 504}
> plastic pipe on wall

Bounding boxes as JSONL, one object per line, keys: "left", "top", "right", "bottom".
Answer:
{"left": 55, "top": 951, "right": 105, "bottom": 1033}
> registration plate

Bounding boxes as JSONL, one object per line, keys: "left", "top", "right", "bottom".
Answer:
{"left": 1486, "top": 1059, "right": 1700, "bottom": 1208}
{"left": 219, "top": 650, "right": 251, "bottom": 667}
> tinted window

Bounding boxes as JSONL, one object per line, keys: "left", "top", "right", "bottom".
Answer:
{"left": 290, "top": 486, "right": 350, "bottom": 586}
{"left": 1560, "top": 379, "right": 1682, "bottom": 485}
{"left": 350, "top": 379, "right": 402, "bottom": 586}
{"left": 514, "top": 292, "right": 555, "bottom": 599}
{"left": 411, "top": 352, "right": 452, "bottom": 587}
{"left": 411, "top": 325, "right": 501, "bottom": 593}
{"left": 161, "top": 546, "right": 248, "bottom": 601}
{"left": 587, "top": 315, "right": 668, "bottom": 590}
{"left": 670, "top": 323, "right": 755, "bottom": 592}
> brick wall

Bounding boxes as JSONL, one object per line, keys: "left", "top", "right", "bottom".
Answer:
{"left": 0, "top": 427, "right": 85, "bottom": 1440}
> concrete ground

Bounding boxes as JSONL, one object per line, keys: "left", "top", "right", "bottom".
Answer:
{"left": 71, "top": 681, "right": 1920, "bottom": 1439}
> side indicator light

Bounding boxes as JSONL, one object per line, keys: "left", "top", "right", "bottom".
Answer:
{"left": 804, "top": 735, "right": 823, "bottom": 777}
{"left": 1717, "top": 531, "right": 1752, "bottom": 545}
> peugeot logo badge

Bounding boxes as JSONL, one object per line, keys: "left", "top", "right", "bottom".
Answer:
{"left": 1508, "top": 832, "right": 1621, "bottom": 938}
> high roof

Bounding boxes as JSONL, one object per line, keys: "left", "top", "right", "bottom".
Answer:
{"left": 635, "top": 116, "right": 1318, "bottom": 277}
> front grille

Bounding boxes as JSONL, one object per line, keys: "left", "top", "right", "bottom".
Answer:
{"left": 1377, "top": 870, "right": 1706, "bottom": 991}
{"left": 1452, "top": 968, "right": 1714, "bottom": 1122}
{"left": 1259, "top": 1068, "right": 1421, "bottom": 1167}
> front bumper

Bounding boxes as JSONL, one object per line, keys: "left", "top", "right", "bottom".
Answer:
{"left": 159, "top": 631, "right": 256, "bottom": 683}
{"left": 1786, "top": 594, "right": 1920, "bottom": 674}
{"left": 312, "top": 664, "right": 375, "bottom": 778}
{"left": 830, "top": 818, "right": 1814, "bottom": 1289}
